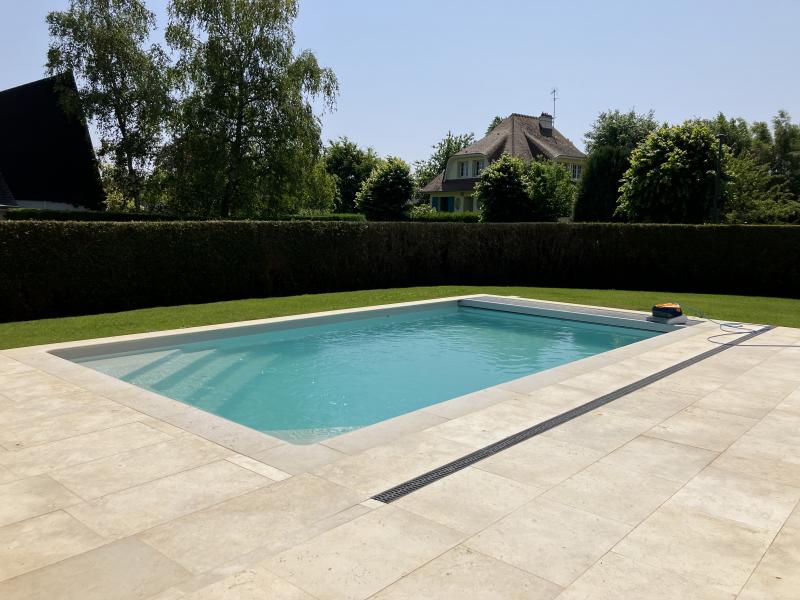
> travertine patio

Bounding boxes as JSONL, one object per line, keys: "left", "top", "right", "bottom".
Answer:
{"left": 1, "top": 301, "right": 799, "bottom": 599}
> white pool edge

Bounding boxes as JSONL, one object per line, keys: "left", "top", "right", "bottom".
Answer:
{"left": 2, "top": 295, "right": 713, "bottom": 470}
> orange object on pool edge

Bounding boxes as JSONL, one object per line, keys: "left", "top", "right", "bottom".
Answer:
{"left": 652, "top": 303, "right": 684, "bottom": 319}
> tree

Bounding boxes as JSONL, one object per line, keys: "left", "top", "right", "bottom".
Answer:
{"left": 576, "top": 109, "right": 659, "bottom": 220}
{"left": 584, "top": 109, "right": 659, "bottom": 153}
{"left": 573, "top": 146, "right": 629, "bottom": 222}
{"left": 46, "top": 0, "right": 170, "bottom": 210}
{"left": 413, "top": 131, "right": 475, "bottom": 193}
{"left": 772, "top": 110, "right": 800, "bottom": 197}
{"left": 323, "top": 137, "right": 380, "bottom": 213}
{"left": 725, "top": 153, "right": 800, "bottom": 224}
{"left": 486, "top": 115, "right": 504, "bottom": 135}
{"left": 750, "top": 121, "right": 774, "bottom": 166}
{"left": 475, "top": 155, "right": 574, "bottom": 222}
{"left": 617, "top": 122, "right": 723, "bottom": 223}
{"left": 701, "top": 113, "right": 753, "bottom": 156}
{"left": 474, "top": 155, "right": 530, "bottom": 222}
{"left": 296, "top": 160, "right": 337, "bottom": 213}
{"left": 165, "top": 0, "right": 337, "bottom": 218}
{"left": 355, "top": 157, "right": 413, "bottom": 220}
{"left": 525, "top": 160, "right": 576, "bottom": 221}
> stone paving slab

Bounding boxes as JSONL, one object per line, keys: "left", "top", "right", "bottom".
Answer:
{"left": 0, "top": 300, "right": 798, "bottom": 598}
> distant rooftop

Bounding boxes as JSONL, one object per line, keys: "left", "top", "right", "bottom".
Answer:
{"left": 421, "top": 113, "right": 585, "bottom": 193}
{"left": 0, "top": 73, "right": 104, "bottom": 209}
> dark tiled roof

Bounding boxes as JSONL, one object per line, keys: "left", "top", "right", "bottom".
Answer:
{"left": 422, "top": 113, "right": 585, "bottom": 192}
{"left": 0, "top": 170, "right": 16, "bottom": 206}
{"left": 420, "top": 171, "right": 444, "bottom": 194}
{"left": 421, "top": 173, "right": 481, "bottom": 194}
{"left": 0, "top": 73, "right": 105, "bottom": 209}
{"left": 456, "top": 113, "right": 586, "bottom": 162}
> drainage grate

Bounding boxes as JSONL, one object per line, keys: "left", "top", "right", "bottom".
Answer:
{"left": 372, "top": 325, "right": 774, "bottom": 503}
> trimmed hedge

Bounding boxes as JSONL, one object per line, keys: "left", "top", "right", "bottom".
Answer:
{"left": 1, "top": 221, "right": 799, "bottom": 322}
{"left": 5, "top": 209, "right": 192, "bottom": 222}
{"left": 281, "top": 213, "right": 365, "bottom": 222}
{"left": 409, "top": 211, "right": 481, "bottom": 223}
{"left": 4, "top": 209, "right": 365, "bottom": 222}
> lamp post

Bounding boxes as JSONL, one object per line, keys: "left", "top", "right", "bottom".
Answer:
{"left": 713, "top": 133, "right": 727, "bottom": 223}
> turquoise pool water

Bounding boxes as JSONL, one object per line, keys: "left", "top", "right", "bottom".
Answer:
{"left": 76, "top": 306, "right": 660, "bottom": 444}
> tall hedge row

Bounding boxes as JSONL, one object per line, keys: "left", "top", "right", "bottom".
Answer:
{"left": 4, "top": 209, "right": 366, "bottom": 222}
{"left": 1, "top": 221, "right": 798, "bottom": 322}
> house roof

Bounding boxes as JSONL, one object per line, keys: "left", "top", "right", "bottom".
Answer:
{"left": 0, "top": 170, "right": 17, "bottom": 207}
{"left": 421, "top": 113, "right": 586, "bottom": 193}
{"left": 0, "top": 73, "right": 105, "bottom": 210}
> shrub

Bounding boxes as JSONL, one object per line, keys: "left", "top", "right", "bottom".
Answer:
{"left": 281, "top": 213, "right": 366, "bottom": 222}
{"left": 474, "top": 155, "right": 531, "bottom": 222}
{"left": 475, "top": 155, "right": 575, "bottom": 222}
{"left": 618, "top": 122, "right": 724, "bottom": 223}
{"left": 5, "top": 209, "right": 189, "bottom": 222}
{"left": 1, "top": 221, "right": 799, "bottom": 322}
{"left": 408, "top": 204, "right": 437, "bottom": 218}
{"left": 4, "top": 209, "right": 365, "bottom": 222}
{"left": 573, "top": 146, "right": 629, "bottom": 222}
{"left": 409, "top": 210, "right": 481, "bottom": 223}
{"left": 524, "top": 160, "right": 576, "bottom": 221}
{"left": 355, "top": 157, "right": 414, "bottom": 221}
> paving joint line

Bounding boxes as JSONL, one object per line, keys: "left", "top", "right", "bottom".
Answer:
{"left": 372, "top": 325, "right": 775, "bottom": 504}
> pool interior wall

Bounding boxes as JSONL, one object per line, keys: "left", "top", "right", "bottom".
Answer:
{"left": 64, "top": 302, "right": 663, "bottom": 444}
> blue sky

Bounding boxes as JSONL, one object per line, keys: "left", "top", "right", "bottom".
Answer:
{"left": 2, "top": 0, "right": 799, "bottom": 162}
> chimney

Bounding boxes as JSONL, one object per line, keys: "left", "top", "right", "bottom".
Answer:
{"left": 539, "top": 112, "right": 553, "bottom": 136}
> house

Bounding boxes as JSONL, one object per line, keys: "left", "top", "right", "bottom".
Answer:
{"left": 0, "top": 73, "right": 104, "bottom": 212}
{"left": 420, "top": 112, "right": 586, "bottom": 213}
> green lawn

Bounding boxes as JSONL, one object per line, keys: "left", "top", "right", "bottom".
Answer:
{"left": 2, "top": 286, "right": 799, "bottom": 350}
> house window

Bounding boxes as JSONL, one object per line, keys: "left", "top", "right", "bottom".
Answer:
{"left": 431, "top": 197, "right": 440, "bottom": 210}
{"left": 458, "top": 161, "right": 468, "bottom": 177}
{"left": 570, "top": 164, "right": 583, "bottom": 181}
{"left": 472, "top": 159, "right": 486, "bottom": 176}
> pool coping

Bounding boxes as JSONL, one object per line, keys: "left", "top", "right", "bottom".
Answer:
{"left": 2, "top": 295, "right": 710, "bottom": 474}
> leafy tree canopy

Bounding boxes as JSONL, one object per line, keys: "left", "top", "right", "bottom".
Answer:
{"left": 46, "top": 0, "right": 170, "bottom": 210}
{"left": 772, "top": 110, "right": 800, "bottom": 197}
{"left": 698, "top": 113, "right": 753, "bottom": 157}
{"left": 355, "top": 157, "right": 413, "bottom": 221}
{"left": 475, "top": 154, "right": 575, "bottom": 222}
{"left": 324, "top": 137, "right": 380, "bottom": 213}
{"left": 617, "top": 122, "right": 723, "bottom": 223}
{"left": 573, "top": 145, "right": 629, "bottom": 222}
{"left": 525, "top": 160, "right": 577, "bottom": 221}
{"left": 486, "top": 115, "right": 504, "bottom": 135}
{"left": 584, "top": 109, "right": 659, "bottom": 154}
{"left": 725, "top": 153, "right": 800, "bottom": 224}
{"left": 163, "top": 0, "right": 338, "bottom": 218}
{"left": 413, "top": 131, "right": 475, "bottom": 192}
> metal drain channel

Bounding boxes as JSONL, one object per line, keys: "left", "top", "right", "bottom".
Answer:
{"left": 372, "top": 324, "right": 774, "bottom": 504}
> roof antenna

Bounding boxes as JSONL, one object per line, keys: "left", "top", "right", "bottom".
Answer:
{"left": 550, "top": 87, "right": 558, "bottom": 123}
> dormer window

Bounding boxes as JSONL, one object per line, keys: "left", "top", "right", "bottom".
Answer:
{"left": 570, "top": 164, "right": 583, "bottom": 181}
{"left": 458, "top": 161, "right": 468, "bottom": 177}
{"left": 472, "top": 159, "right": 486, "bottom": 176}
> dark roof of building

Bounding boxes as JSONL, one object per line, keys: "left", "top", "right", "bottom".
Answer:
{"left": 0, "top": 170, "right": 17, "bottom": 207}
{"left": 420, "top": 171, "right": 479, "bottom": 194}
{"left": 0, "top": 73, "right": 104, "bottom": 209}
{"left": 457, "top": 113, "right": 585, "bottom": 162}
{"left": 421, "top": 113, "right": 586, "bottom": 193}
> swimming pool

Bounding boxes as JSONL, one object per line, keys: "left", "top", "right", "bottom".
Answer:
{"left": 67, "top": 301, "right": 664, "bottom": 444}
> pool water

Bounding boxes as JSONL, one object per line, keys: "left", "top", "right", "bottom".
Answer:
{"left": 76, "top": 306, "right": 660, "bottom": 444}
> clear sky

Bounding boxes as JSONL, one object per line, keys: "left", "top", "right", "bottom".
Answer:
{"left": 2, "top": 0, "right": 799, "bottom": 163}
